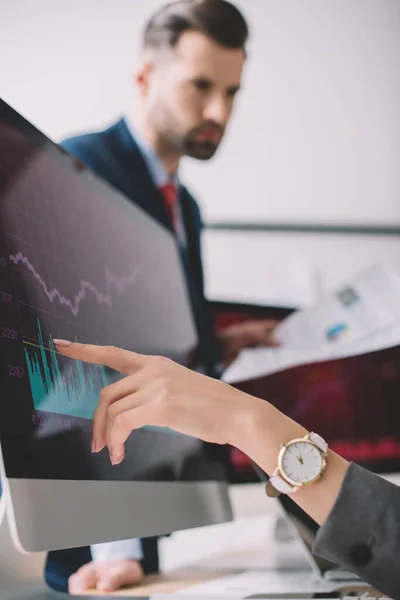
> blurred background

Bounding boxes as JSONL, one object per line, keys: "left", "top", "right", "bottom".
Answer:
{"left": 1, "top": 0, "right": 400, "bottom": 308}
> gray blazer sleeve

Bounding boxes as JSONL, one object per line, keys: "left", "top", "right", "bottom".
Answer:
{"left": 313, "top": 462, "right": 400, "bottom": 598}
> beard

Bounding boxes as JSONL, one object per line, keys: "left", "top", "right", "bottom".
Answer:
{"left": 183, "top": 133, "right": 221, "bottom": 160}
{"left": 154, "top": 106, "right": 224, "bottom": 161}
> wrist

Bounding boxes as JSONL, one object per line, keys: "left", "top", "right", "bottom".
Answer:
{"left": 226, "top": 389, "right": 350, "bottom": 525}
{"left": 234, "top": 397, "right": 308, "bottom": 476}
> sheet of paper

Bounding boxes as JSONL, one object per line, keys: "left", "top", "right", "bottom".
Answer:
{"left": 223, "top": 264, "right": 400, "bottom": 384}
{"left": 275, "top": 264, "right": 400, "bottom": 350}
{"left": 222, "top": 346, "right": 316, "bottom": 384}
{"left": 223, "top": 322, "right": 400, "bottom": 384}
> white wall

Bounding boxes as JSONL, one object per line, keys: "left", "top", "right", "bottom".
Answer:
{"left": 1, "top": 0, "right": 399, "bottom": 301}
{"left": 185, "top": 0, "right": 400, "bottom": 226}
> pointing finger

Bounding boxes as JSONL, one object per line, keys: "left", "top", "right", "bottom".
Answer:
{"left": 52, "top": 341, "right": 147, "bottom": 375}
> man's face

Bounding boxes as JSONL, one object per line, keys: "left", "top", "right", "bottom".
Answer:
{"left": 140, "top": 31, "right": 245, "bottom": 160}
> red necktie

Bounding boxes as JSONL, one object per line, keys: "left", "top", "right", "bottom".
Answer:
{"left": 159, "top": 183, "right": 178, "bottom": 231}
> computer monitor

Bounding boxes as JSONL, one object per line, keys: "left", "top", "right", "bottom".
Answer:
{"left": 0, "top": 98, "right": 232, "bottom": 554}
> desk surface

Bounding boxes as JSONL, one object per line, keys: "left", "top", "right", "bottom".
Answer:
{"left": 84, "top": 567, "right": 240, "bottom": 596}
{"left": 83, "top": 569, "right": 379, "bottom": 598}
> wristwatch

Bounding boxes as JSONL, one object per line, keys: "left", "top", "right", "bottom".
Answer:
{"left": 265, "top": 432, "right": 328, "bottom": 497}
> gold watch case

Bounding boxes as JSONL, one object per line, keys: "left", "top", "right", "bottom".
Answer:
{"left": 277, "top": 434, "right": 327, "bottom": 488}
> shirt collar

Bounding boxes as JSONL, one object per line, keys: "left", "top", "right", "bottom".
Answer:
{"left": 124, "top": 114, "right": 179, "bottom": 188}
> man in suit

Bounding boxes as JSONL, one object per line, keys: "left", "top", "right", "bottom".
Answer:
{"left": 46, "top": 0, "right": 278, "bottom": 594}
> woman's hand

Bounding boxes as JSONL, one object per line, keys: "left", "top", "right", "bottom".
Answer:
{"left": 53, "top": 340, "right": 261, "bottom": 465}
{"left": 53, "top": 340, "right": 350, "bottom": 527}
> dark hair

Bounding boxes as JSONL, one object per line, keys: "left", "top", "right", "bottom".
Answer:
{"left": 143, "top": 0, "right": 249, "bottom": 53}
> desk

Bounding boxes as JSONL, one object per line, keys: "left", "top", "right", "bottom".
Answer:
{"left": 81, "top": 511, "right": 311, "bottom": 596}
{"left": 81, "top": 544, "right": 377, "bottom": 598}
{"left": 79, "top": 511, "right": 311, "bottom": 596}
{"left": 84, "top": 567, "right": 240, "bottom": 597}
{"left": 83, "top": 569, "right": 380, "bottom": 598}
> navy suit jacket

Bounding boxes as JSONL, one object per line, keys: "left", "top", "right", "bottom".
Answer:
{"left": 45, "top": 118, "right": 221, "bottom": 592}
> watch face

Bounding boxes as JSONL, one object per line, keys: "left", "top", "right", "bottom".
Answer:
{"left": 279, "top": 440, "right": 324, "bottom": 486}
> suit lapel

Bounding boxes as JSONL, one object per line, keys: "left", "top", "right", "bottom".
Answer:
{"left": 110, "top": 119, "right": 173, "bottom": 231}
{"left": 111, "top": 120, "right": 202, "bottom": 287}
{"left": 180, "top": 191, "right": 199, "bottom": 268}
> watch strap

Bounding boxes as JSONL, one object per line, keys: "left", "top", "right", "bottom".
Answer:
{"left": 269, "top": 474, "right": 294, "bottom": 494}
{"left": 309, "top": 431, "right": 328, "bottom": 454}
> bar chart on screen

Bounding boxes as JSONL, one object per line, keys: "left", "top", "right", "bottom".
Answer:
{"left": 23, "top": 318, "right": 114, "bottom": 419}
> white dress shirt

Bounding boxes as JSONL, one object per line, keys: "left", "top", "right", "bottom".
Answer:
{"left": 124, "top": 115, "right": 187, "bottom": 247}
{"left": 91, "top": 537, "right": 143, "bottom": 562}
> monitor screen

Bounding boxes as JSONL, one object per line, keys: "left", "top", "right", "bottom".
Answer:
{"left": 0, "top": 95, "right": 230, "bottom": 483}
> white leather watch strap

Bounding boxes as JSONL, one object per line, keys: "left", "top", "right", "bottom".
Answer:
{"left": 309, "top": 431, "right": 328, "bottom": 453}
{"left": 269, "top": 474, "right": 294, "bottom": 494}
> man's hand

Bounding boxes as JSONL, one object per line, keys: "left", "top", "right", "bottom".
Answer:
{"left": 68, "top": 558, "right": 144, "bottom": 594}
{"left": 218, "top": 319, "right": 280, "bottom": 365}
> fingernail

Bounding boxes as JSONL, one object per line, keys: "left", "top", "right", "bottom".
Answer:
{"left": 110, "top": 449, "right": 124, "bottom": 465}
{"left": 91, "top": 439, "right": 96, "bottom": 453}
{"left": 114, "top": 451, "right": 125, "bottom": 465}
{"left": 53, "top": 339, "right": 72, "bottom": 347}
